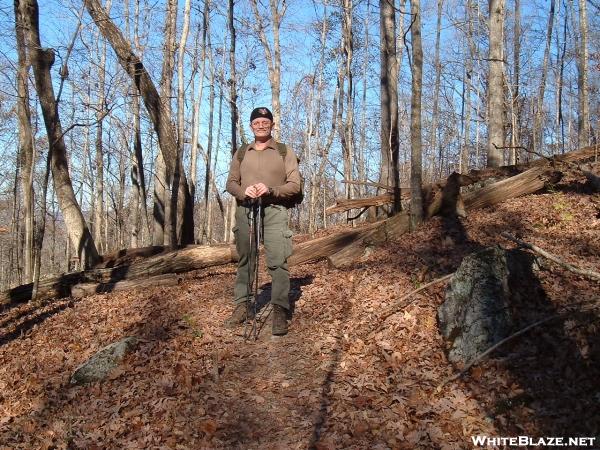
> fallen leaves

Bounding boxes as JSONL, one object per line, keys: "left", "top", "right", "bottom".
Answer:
{"left": 0, "top": 191, "right": 599, "bottom": 448}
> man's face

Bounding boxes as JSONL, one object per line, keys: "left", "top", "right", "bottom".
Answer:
{"left": 251, "top": 118, "right": 274, "bottom": 139}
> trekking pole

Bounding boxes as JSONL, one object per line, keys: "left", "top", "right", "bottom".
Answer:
{"left": 244, "top": 197, "right": 263, "bottom": 340}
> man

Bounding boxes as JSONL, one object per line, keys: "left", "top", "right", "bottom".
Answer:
{"left": 225, "top": 107, "right": 301, "bottom": 336}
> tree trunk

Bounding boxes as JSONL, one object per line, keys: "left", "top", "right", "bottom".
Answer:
{"left": 21, "top": 0, "right": 99, "bottom": 269}
{"left": 72, "top": 273, "right": 182, "bottom": 299}
{"left": 410, "top": 0, "right": 424, "bottom": 227}
{"left": 177, "top": 0, "right": 191, "bottom": 153}
{"left": 379, "top": 0, "right": 400, "bottom": 212}
{"left": 14, "top": 0, "right": 35, "bottom": 282}
{"left": 461, "top": 0, "right": 475, "bottom": 173}
{"left": 487, "top": 0, "right": 505, "bottom": 167}
{"left": 511, "top": 0, "right": 521, "bottom": 164}
{"left": 228, "top": 0, "right": 239, "bottom": 154}
{"left": 190, "top": 0, "right": 210, "bottom": 210}
{"left": 533, "top": 0, "right": 555, "bottom": 155}
{"left": 576, "top": 0, "right": 590, "bottom": 147}
{"left": 84, "top": 0, "right": 195, "bottom": 247}
{"left": 152, "top": 154, "right": 168, "bottom": 245}
{"left": 557, "top": 0, "right": 568, "bottom": 152}
{"left": 93, "top": 0, "right": 111, "bottom": 255}
{"left": 250, "top": 0, "right": 285, "bottom": 140}
{"left": 430, "top": 0, "right": 443, "bottom": 180}
{"left": 339, "top": 0, "right": 355, "bottom": 220}
{"left": 358, "top": 1, "right": 370, "bottom": 200}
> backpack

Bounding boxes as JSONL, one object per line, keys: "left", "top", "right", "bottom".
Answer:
{"left": 237, "top": 142, "right": 304, "bottom": 207}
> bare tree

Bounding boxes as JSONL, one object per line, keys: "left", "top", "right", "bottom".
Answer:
{"left": 576, "top": 0, "right": 590, "bottom": 146}
{"left": 225, "top": 0, "right": 238, "bottom": 243}
{"left": 84, "top": 0, "right": 194, "bottom": 248}
{"left": 338, "top": 0, "right": 355, "bottom": 216}
{"left": 533, "top": 0, "right": 555, "bottom": 155}
{"left": 228, "top": 0, "right": 239, "bottom": 154}
{"left": 487, "top": 0, "right": 505, "bottom": 167}
{"left": 14, "top": 0, "right": 35, "bottom": 281}
{"left": 92, "top": 0, "right": 112, "bottom": 255}
{"left": 129, "top": 0, "right": 150, "bottom": 248}
{"left": 380, "top": 0, "right": 400, "bottom": 212}
{"left": 409, "top": 0, "right": 424, "bottom": 227}
{"left": 190, "top": 0, "right": 209, "bottom": 207}
{"left": 430, "top": 0, "right": 443, "bottom": 179}
{"left": 250, "top": 0, "right": 286, "bottom": 140}
{"left": 460, "top": 0, "right": 476, "bottom": 173}
{"left": 20, "top": 0, "right": 99, "bottom": 268}
{"left": 510, "top": 0, "right": 521, "bottom": 164}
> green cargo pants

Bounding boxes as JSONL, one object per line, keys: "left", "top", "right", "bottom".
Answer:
{"left": 232, "top": 203, "right": 293, "bottom": 310}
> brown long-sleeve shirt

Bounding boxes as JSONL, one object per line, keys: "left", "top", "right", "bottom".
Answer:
{"left": 226, "top": 139, "right": 301, "bottom": 204}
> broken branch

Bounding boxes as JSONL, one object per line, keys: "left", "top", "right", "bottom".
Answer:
{"left": 501, "top": 232, "right": 600, "bottom": 282}
{"left": 367, "top": 273, "right": 454, "bottom": 337}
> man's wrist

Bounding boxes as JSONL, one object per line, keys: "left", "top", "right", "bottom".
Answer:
{"left": 268, "top": 187, "right": 274, "bottom": 196}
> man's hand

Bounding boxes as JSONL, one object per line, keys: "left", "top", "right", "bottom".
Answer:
{"left": 253, "top": 183, "right": 269, "bottom": 197}
{"left": 244, "top": 183, "right": 270, "bottom": 198}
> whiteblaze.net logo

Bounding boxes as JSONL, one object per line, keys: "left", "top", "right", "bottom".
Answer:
{"left": 471, "top": 435, "right": 597, "bottom": 447}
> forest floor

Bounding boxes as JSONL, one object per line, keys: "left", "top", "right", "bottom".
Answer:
{"left": 1, "top": 180, "right": 600, "bottom": 449}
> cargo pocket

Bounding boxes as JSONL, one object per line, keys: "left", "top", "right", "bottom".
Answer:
{"left": 283, "top": 229, "right": 293, "bottom": 259}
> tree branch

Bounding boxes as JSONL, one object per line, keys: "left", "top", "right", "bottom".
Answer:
{"left": 501, "top": 232, "right": 600, "bottom": 282}
{"left": 367, "top": 273, "right": 454, "bottom": 337}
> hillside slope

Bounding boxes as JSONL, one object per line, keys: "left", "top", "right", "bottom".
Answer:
{"left": 1, "top": 188, "right": 599, "bottom": 449}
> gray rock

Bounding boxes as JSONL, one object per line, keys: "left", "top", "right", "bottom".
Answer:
{"left": 437, "top": 247, "right": 543, "bottom": 365}
{"left": 70, "top": 336, "right": 138, "bottom": 385}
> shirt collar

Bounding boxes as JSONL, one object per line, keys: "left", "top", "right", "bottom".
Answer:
{"left": 248, "top": 138, "right": 276, "bottom": 151}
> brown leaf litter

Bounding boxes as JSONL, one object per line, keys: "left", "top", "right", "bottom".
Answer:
{"left": 0, "top": 188, "right": 599, "bottom": 449}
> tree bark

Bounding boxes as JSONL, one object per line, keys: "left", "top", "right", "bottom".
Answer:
{"left": 410, "top": 0, "right": 424, "bottom": 227}
{"left": 511, "top": 0, "right": 521, "bottom": 164}
{"left": 461, "top": 0, "right": 475, "bottom": 173}
{"left": 430, "top": 0, "right": 443, "bottom": 180}
{"left": 487, "top": 0, "right": 505, "bottom": 167}
{"left": 533, "top": 0, "right": 555, "bottom": 155}
{"left": 576, "top": 0, "right": 590, "bottom": 147}
{"left": 190, "top": 0, "right": 210, "bottom": 210}
{"left": 228, "top": 0, "right": 239, "bottom": 154}
{"left": 379, "top": 0, "right": 400, "bottom": 212}
{"left": 21, "top": 0, "right": 99, "bottom": 269}
{"left": 93, "top": 0, "right": 111, "bottom": 255}
{"left": 72, "top": 273, "right": 182, "bottom": 299}
{"left": 338, "top": 0, "right": 355, "bottom": 220}
{"left": 14, "top": 0, "right": 35, "bottom": 282}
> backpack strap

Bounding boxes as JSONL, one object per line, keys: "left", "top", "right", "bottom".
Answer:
{"left": 236, "top": 143, "right": 249, "bottom": 162}
{"left": 276, "top": 142, "right": 287, "bottom": 160}
{"left": 237, "top": 142, "right": 287, "bottom": 162}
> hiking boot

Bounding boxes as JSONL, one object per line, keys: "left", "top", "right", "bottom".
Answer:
{"left": 272, "top": 304, "right": 288, "bottom": 336}
{"left": 224, "top": 303, "right": 254, "bottom": 328}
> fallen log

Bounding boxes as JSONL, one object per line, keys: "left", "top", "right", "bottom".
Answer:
{"left": 288, "top": 222, "right": 380, "bottom": 266}
{"left": 95, "top": 245, "right": 168, "bottom": 268}
{"left": 463, "top": 166, "right": 561, "bottom": 211}
{"left": 71, "top": 273, "right": 183, "bottom": 298}
{"left": 1, "top": 244, "right": 238, "bottom": 309}
{"left": 325, "top": 194, "right": 394, "bottom": 215}
{"left": 327, "top": 213, "right": 410, "bottom": 268}
{"left": 326, "top": 166, "right": 560, "bottom": 268}
{"left": 2, "top": 224, "right": 388, "bottom": 305}
{"left": 328, "top": 146, "right": 599, "bottom": 218}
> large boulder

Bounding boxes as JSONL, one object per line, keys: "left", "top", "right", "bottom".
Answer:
{"left": 70, "top": 336, "right": 138, "bottom": 385}
{"left": 438, "top": 247, "right": 544, "bottom": 365}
